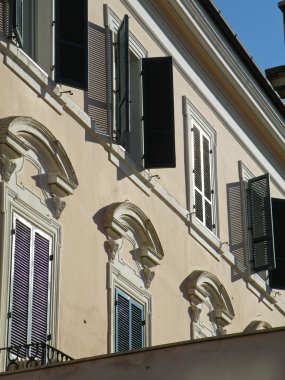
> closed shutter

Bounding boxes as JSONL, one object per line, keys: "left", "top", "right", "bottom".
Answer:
{"left": 192, "top": 125, "right": 213, "bottom": 231}
{"left": 10, "top": 218, "right": 31, "bottom": 355}
{"left": 116, "top": 15, "right": 129, "bottom": 146}
{"left": 248, "top": 174, "right": 275, "bottom": 272}
{"left": 31, "top": 232, "right": 50, "bottom": 346}
{"left": 269, "top": 198, "right": 285, "bottom": 289}
{"left": 0, "top": 0, "right": 12, "bottom": 36}
{"left": 142, "top": 56, "right": 175, "bottom": 169}
{"left": 115, "top": 289, "right": 144, "bottom": 352}
{"left": 55, "top": 0, "right": 88, "bottom": 90}
{"left": 9, "top": 216, "right": 51, "bottom": 356}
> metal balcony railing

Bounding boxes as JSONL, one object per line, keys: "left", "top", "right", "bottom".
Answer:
{"left": 0, "top": 342, "right": 73, "bottom": 372}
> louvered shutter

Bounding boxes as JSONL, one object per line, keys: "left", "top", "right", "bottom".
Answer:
{"left": 142, "top": 56, "right": 175, "bottom": 169}
{"left": 269, "top": 198, "right": 285, "bottom": 289}
{"left": 10, "top": 0, "right": 23, "bottom": 47}
{"left": 10, "top": 218, "right": 31, "bottom": 356}
{"left": 116, "top": 15, "right": 129, "bottom": 146}
{"left": 131, "top": 302, "right": 143, "bottom": 350}
{"left": 55, "top": 0, "right": 88, "bottom": 90}
{"left": 115, "top": 289, "right": 144, "bottom": 352}
{"left": 192, "top": 125, "right": 213, "bottom": 231}
{"left": 31, "top": 232, "right": 50, "bottom": 348}
{"left": 248, "top": 174, "right": 275, "bottom": 272}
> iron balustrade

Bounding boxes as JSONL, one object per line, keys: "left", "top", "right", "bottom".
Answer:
{"left": 0, "top": 342, "right": 73, "bottom": 372}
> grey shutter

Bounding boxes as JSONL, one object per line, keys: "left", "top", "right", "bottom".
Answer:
{"left": 10, "top": 219, "right": 31, "bottom": 355}
{"left": 248, "top": 174, "right": 275, "bottom": 272}
{"left": 84, "top": 23, "right": 113, "bottom": 136}
{"left": 31, "top": 233, "right": 50, "bottom": 346}
{"left": 55, "top": 0, "right": 88, "bottom": 90}
{"left": 116, "top": 15, "right": 129, "bottom": 145}
{"left": 203, "top": 136, "right": 213, "bottom": 231}
{"left": 116, "top": 291, "right": 130, "bottom": 352}
{"left": 269, "top": 198, "right": 285, "bottom": 289}
{"left": 142, "top": 56, "right": 176, "bottom": 169}
{"left": 193, "top": 126, "right": 203, "bottom": 223}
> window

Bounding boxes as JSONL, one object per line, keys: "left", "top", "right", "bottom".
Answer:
{"left": 115, "top": 288, "right": 144, "bottom": 352}
{"left": 238, "top": 162, "right": 285, "bottom": 289}
{"left": 10, "top": 0, "right": 88, "bottom": 89}
{"left": 8, "top": 214, "right": 52, "bottom": 355}
{"left": 191, "top": 121, "right": 216, "bottom": 234}
{"left": 105, "top": 8, "right": 176, "bottom": 169}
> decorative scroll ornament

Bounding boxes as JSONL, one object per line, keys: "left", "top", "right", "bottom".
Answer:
{"left": 51, "top": 195, "right": 66, "bottom": 219}
{"left": 141, "top": 266, "right": 155, "bottom": 289}
{"left": 0, "top": 154, "right": 16, "bottom": 182}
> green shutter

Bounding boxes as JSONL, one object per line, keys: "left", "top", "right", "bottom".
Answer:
{"left": 248, "top": 174, "right": 275, "bottom": 272}
{"left": 142, "top": 56, "right": 176, "bottom": 168}
{"left": 269, "top": 198, "right": 285, "bottom": 289}
{"left": 116, "top": 15, "right": 129, "bottom": 146}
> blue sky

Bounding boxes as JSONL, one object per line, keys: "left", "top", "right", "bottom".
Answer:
{"left": 212, "top": 0, "right": 285, "bottom": 72}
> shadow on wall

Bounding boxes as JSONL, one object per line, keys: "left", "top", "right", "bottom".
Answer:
{"left": 226, "top": 182, "right": 249, "bottom": 282}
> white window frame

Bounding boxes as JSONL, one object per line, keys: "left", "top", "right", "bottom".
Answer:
{"left": 107, "top": 262, "right": 151, "bottom": 354}
{"left": 104, "top": 6, "right": 148, "bottom": 166}
{"left": 183, "top": 97, "right": 219, "bottom": 254}
{"left": 8, "top": 213, "right": 53, "bottom": 348}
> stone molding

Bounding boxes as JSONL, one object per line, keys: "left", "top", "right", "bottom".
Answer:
{"left": 0, "top": 116, "right": 78, "bottom": 218}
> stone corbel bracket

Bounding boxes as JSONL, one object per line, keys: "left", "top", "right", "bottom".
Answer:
{"left": 0, "top": 116, "right": 78, "bottom": 218}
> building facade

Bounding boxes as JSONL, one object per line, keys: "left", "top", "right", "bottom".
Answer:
{"left": 0, "top": 0, "right": 284, "bottom": 372}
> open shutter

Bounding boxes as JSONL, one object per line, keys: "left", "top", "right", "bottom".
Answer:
{"left": 31, "top": 232, "right": 50, "bottom": 347}
{"left": 193, "top": 126, "right": 203, "bottom": 223}
{"left": 203, "top": 136, "right": 213, "bottom": 231}
{"left": 10, "top": 218, "right": 31, "bottom": 355}
{"left": 269, "top": 198, "right": 285, "bottom": 289}
{"left": 142, "top": 56, "right": 175, "bottom": 169}
{"left": 248, "top": 174, "right": 275, "bottom": 272}
{"left": 55, "top": 0, "right": 88, "bottom": 89}
{"left": 10, "top": 0, "right": 23, "bottom": 47}
{"left": 116, "top": 15, "right": 129, "bottom": 145}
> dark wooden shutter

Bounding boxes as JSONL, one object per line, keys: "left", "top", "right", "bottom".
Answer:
{"left": 115, "top": 289, "right": 144, "bottom": 352}
{"left": 248, "top": 174, "right": 275, "bottom": 272}
{"left": 193, "top": 126, "right": 203, "bottom": 223}
{"left": 142, "top": 56, "right": 175, "bottom": 169}
{"left": 55, "top": 0, "right": 88, "bottom": 89}
{"left": 203, "top": 136, "right": 213, "bottom": 231}
{"left": 0, "top": 0, "right": 12, "bottom": 37}
{"left": 31, "top": 232, "right": 50, "bottom": 346}
{"left": 116, "top": 15, "right": 129, "bottom": 145}
{"left": 269, "top": 198, "right": 285, "bottom": 289}
{"left": 10, "top": 219, "right": 31, "bottom": 355}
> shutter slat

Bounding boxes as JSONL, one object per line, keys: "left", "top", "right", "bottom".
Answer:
{"left": 269, "top": 198, "right": 285, "bottom": 289}
{"left": 193, "top": 126, "right": 202, "bottom": 191}
{"left": 248, "top": 174, "right": 275, "bottom": 272}
{"left": 55, "top": 0, "right": 88, "bottom": 89}
{"left": 31, "top": 232, "right": 50, "bottom": 353}
{"left": 116, "top": 15, "right": 129, "bottom": 145}
{"left": 10, "top": 219, "right": 31, "bottom": 357}
{"left": 142, "top": 56, "right": 176, "bottom": 168}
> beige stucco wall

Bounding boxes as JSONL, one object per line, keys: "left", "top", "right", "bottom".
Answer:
{"left": 0, "top": 0, "right": 284, "bottom": 365}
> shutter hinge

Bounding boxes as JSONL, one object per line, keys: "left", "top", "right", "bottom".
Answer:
{"left": 115, "top": 301, "right": 118, "bottom": 306}
{"left": 211, "top": 189, "right": 214, "bottom": 194}
{"left": 7, "top": 312, "right": 11, "bottom": 319}
{"left": 47, "top": 334, "right": 52, "bottom": 341}
{"left": 11, "top": 229, "right": 15, "bottom": 235}
{"left": 212, "top": 224, "right": 216, "bottom": 229}
{"left": 49, "top": 255, "right": 54, "bottom": 261}
{"left": 210, "top": 149, "right": 213, "bottom": 154}
{"left": 142, "top": 320, "right": 146, "bottom": 326}
{"left": 191, "top": 128, "right": 194, "bottom": 131}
